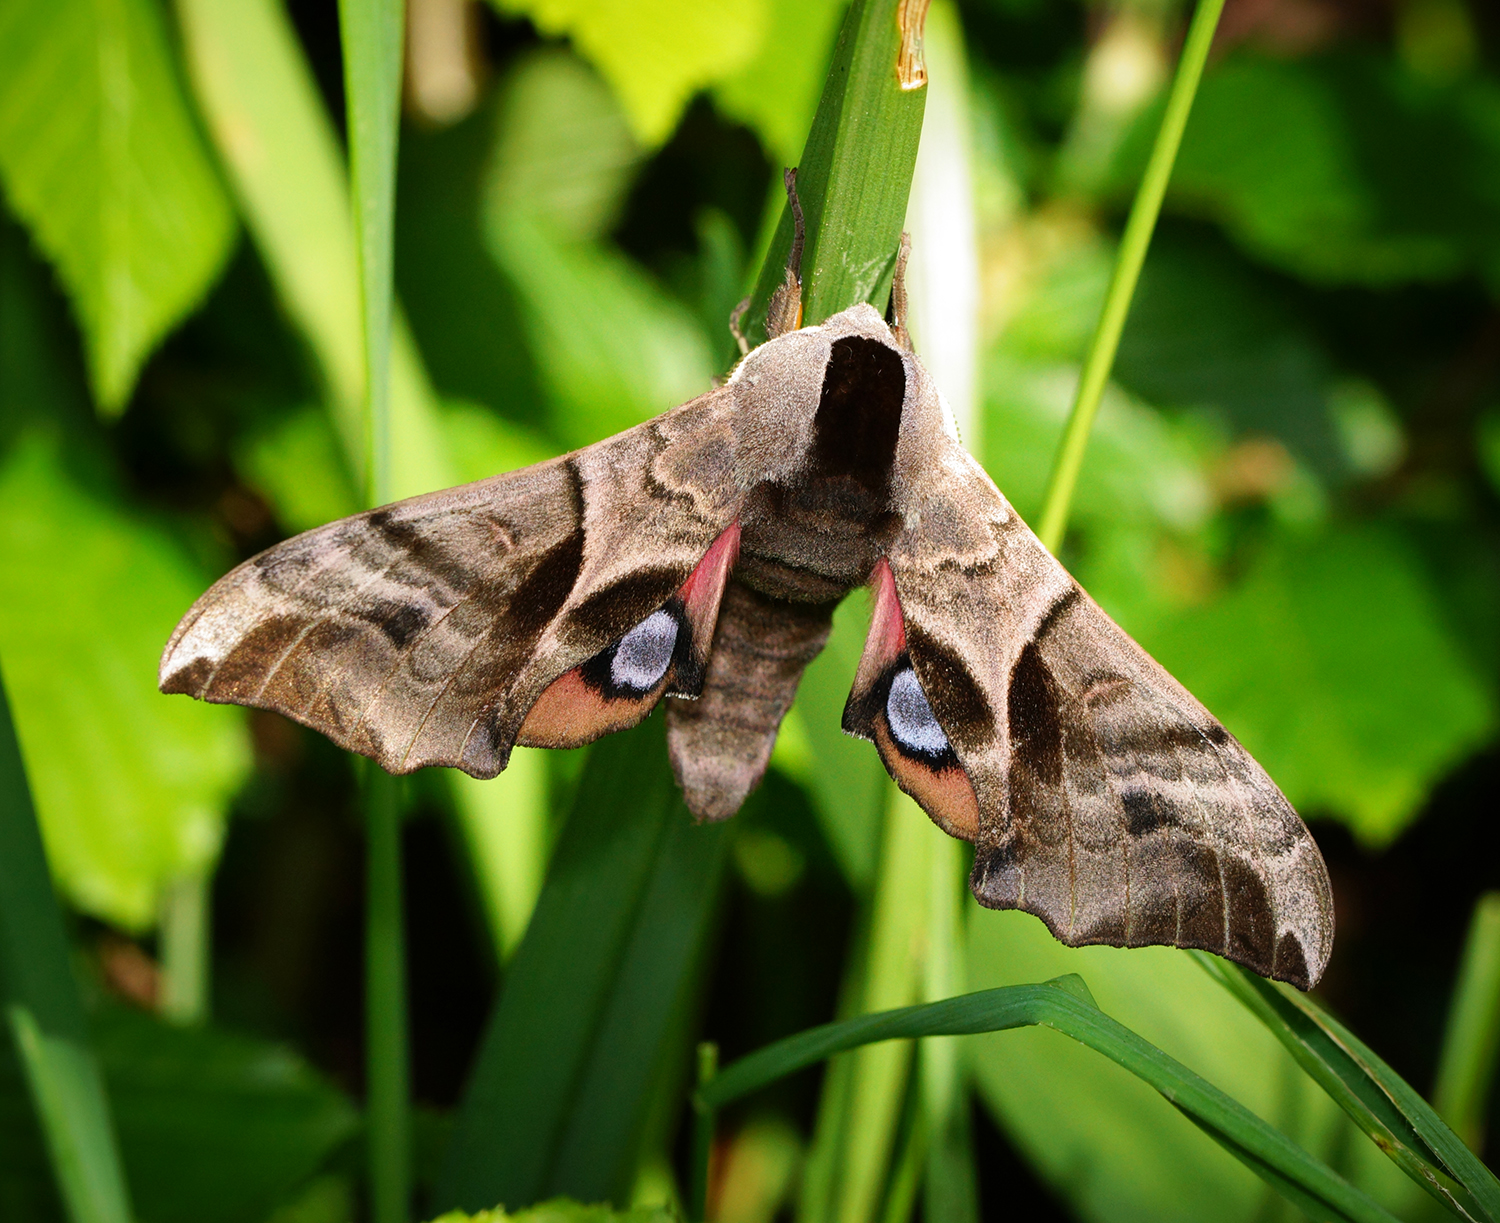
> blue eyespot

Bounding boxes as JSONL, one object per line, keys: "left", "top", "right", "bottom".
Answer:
{"left": 610, "top": 609, "right": 679, "bottom": 693}
{"left": 886, "top": 667, "right": 950, "bottom": 757}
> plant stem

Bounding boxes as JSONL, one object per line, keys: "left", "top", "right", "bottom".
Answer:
{"left": 692, "top": 1041, "right": 719, "bottom": 1223}
{"left": 158, "top": 873, "right": 209, "bottom": 1025}
{"left": 338, "top": 0, "right": 409, "bottom": 1217}
{"left": 365, "top": 766, "right": 410, "bottom": 1223}
{"left": 1034, "top": 0, "right": 1225, "bottom": 553}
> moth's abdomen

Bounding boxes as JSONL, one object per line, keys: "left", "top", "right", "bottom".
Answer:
{"left": 665, "top": 582, "right": 834, "bottom": 821}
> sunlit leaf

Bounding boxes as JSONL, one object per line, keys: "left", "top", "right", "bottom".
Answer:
{"left": 0, "top": 436, "right": 251, "bottom": 930}
{"left": 487, "top": 0, "right": 771, "bottom": 147}
{"left": 0, "top": 673, "right": 133, "bottom": 1223}
{"left": 0, "top": 0, "right": 236, "bottom": 411}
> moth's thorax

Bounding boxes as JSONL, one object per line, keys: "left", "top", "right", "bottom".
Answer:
{"left": 729, "top": 314, "right": 912, "bottom": 603}
{"left": 735, "top": 480, "right": 890, "bottom": 602}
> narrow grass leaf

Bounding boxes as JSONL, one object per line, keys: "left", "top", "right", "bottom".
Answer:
{"left": 743, "top": 0, "right": 929, "bottom": 338}
{"left": 1201, "top": 955, "right": 1500, "bottom": 1222}
{"left": 1035, "top": 0, "right": 1225, "bottom": 550}
{"left": 699, "top": 980, "right": 1400, "bottom": 1223}
{"left": 175, "top": 0, "right": 453, "bottom": 501}
{"left": 1435, "top": 893, "right": 1500, "bottom": 1153}
{"left": 0, "top": 668, "right": 132, "bottom": 1223}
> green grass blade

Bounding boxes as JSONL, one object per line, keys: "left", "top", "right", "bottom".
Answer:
{"left": 1435, "top": 892, "right": 1500, "bottom": 1153}
{"left": 338, "top": 2, "right": 410, "bottom": 1219}
{"left": 175, "top": 0, "right": 454, "bottom": 503}
{"left": 743, "top": 0, "right": 928, "bottom": 338}
{"left": 338, "top": 0, "right": 405, "bottom": 509}
{"left": 437, "top": 721, "right": 730, "bottom": 1212}
{"left": 0, "top": 666, "right": 133, "bottom": 1223}
{"left": 1034, "top": 0, "right": 1226, "bottom": 552}
{"left": 1199, "top": 953, "right": 1499, "bottom": 1222}
{"left": 698, "top": 979, "right": 1400, "bottom": 1223}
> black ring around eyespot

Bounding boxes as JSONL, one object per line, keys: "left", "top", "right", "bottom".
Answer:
{"left": 578, "top": 598, "right": 693, "bottom": 701}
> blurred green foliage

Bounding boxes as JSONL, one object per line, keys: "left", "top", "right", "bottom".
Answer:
{"left": 2, "top": 0, "right": 1500, "bottom": 1221}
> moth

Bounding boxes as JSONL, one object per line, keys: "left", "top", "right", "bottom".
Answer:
{"left": 160, "top": 183, "right": 1334, "bottom": 989}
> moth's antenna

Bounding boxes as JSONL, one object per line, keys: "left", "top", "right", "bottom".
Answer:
{"left": 765, "top": 167, "right": 806, "bottom": 339}
{"left": 728, "top": 296, "right": 751, "bottom": 358}
{"left": 887, "top": 231, "right": 913, "bottom": 351}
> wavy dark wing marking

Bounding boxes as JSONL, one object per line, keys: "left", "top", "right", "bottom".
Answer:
{"left": 160, "top": 390, "right": 743, "bottom": 778}
{"left": 883, "top": 445, "right": 1334, "bottom": 988}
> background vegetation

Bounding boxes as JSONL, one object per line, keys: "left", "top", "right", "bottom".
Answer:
{"left": 3, "top": 0, "right": 1500, "bottom": 1221}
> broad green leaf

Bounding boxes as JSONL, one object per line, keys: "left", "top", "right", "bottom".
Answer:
{"left": 1144, "top": 525, "right": 1495, "bottom": 846}
{"left": 0, "top": 674, "right": 133, "bottom": 1223}
{"left": 0, "top": 436, "right": 251, "bottom": 931}
{"left": 1135, "top": 54, "right": 1500, "bottom": 287}
{"left": 437, "top": 722, "right": 730, "bottom": 1213}
{"left": 712, "top": 0, "right": 847, "bottom": 165}
{"left": 429, "top": 1199, "right": 676, "bottom": 1223}
{"left": 175, "top": 0, "right": 454, "bottom": 500}
{"left": 487, "top": 0, "right": 771, "bottom": 147}
{"left": 483, "top": 52, "right": 714, "bottom": 447}
{"left": 1, "top": 1006, "right": 360, "bottom": 1223}
{"left": 0, "top": 0, "right": 236, "bottom": 413}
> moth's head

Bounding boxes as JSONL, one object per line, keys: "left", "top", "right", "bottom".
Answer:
{"left": 724, "top": 303, "right": 959, "bottom": 489}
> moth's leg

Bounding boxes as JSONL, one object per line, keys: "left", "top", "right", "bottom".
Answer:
{"left": 886, "top": 231, "right": 913, "bottom": 350}
{"left": 665, "top": 582, "right": 833, "bottom": 820}
{"left": 728, "top": 296, "right": 751, "bottom": 358}
{"left": 765, "top": 167, "right": 806, "bottom": 338}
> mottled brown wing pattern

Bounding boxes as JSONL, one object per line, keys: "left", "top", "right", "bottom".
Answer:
{"left": 882, "top": 448, "right": 1334, "bottom": 989}
{"left": 160, "top": 390, "right": 743, "bottom": 777}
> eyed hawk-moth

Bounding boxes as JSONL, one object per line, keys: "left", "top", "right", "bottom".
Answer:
{"left": 160, "top": 206, "right": 1334, "bottom": 990}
